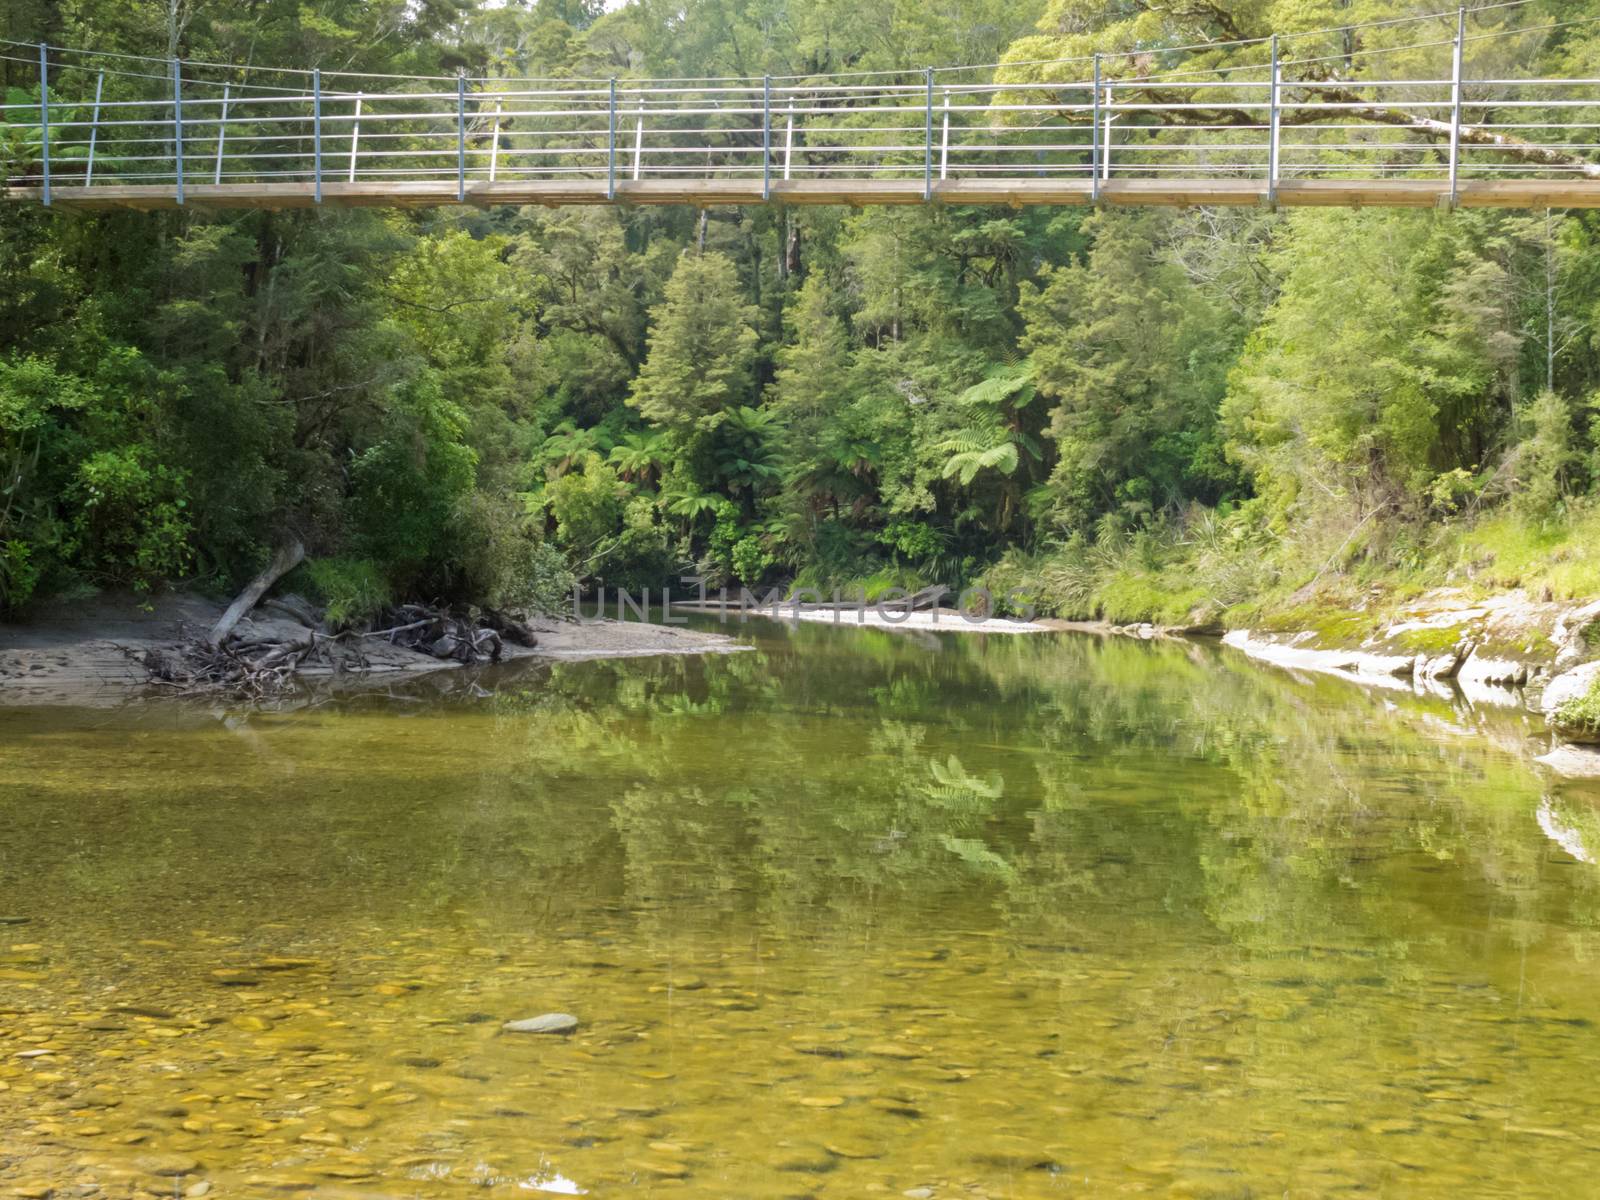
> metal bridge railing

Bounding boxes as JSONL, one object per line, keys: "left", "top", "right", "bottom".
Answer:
{"left": 3, "top": 15, "right": 1599, "bottom": 206}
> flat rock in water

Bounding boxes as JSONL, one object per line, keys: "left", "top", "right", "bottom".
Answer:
{"left": 1537, "top": 744, "right": 1600, "bottom": 778}
{"left": 135, "top": 1153, "right": 202, "bottom": 1177}
{"left": 502, "top": 1012, "right": 580, "bottom": 1035}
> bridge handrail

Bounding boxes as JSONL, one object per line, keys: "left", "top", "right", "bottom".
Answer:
{"left": 4, "top": 6, "right": 1600, "bottom": 204}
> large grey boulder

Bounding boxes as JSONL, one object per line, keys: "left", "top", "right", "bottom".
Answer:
{"left": 1553, "top": 600, "right": 1600, "bottom": 672}
{"left": 1543, "top": 660, "right": 1600, "bottom": 743}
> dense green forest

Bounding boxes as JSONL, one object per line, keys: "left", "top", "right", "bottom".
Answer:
{"left": 5, "top": 0, "right": 1600, "bottom": 626}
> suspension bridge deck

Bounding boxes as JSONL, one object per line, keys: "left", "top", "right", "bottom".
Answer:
{"left": 6, "top": 178, "right": 1600, "bottom": 211}
{"left": 10, "top": 178, "right": 1600, "bottom": 211}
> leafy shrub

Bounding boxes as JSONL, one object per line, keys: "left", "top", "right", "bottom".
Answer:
{"left": 350, "top": 371, "right": 477, "bottom": 589}
{"left": 1512, "top": 391, "right": 1578, "bottom": 522}
{"left": 452, "top": 491, "right": 576, "bottom": 617}
{"left": 0, "top": 539, "right": 41, "bottom": 612}
{"left": 303, "top": 557, "right": 393, "bottom": 628}
{"left": 68, "top": 449, "right": 193, "bottom": 591}
{"left": 543, "top": 452, "right": 623, "bottom": 563}
{"left": 730, "top": 535, "right": 774, "bottom": 587}
{"left": 1556, "top": 675, "right": 1600, "bottom": 739}
{"left": 524, "top": 540, "right": 579, "bottom": 618}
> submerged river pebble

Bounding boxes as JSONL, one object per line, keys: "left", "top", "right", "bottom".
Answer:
{"left": 3, "top": 619, "right": 1600, "bottom": 1196}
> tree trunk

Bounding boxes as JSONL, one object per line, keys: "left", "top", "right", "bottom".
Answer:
{"left": 207, "top": 540, "right": 305, "bottom": 648}
{"left": 785, "top": 216, "right": 803, "bottom": 278}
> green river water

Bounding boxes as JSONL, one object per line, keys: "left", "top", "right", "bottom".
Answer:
{"left": 4, "top": 620, "right": 1600, "bottom": 1198}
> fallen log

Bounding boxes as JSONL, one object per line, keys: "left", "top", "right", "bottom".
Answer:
{"left": 208, "top": 540, "right": 305, "bottom": 648}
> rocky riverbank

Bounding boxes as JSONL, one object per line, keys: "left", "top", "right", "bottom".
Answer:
{"left": 1214, "top": 587, "right": 1600, "bottom": 779}
{"left": 0, "top": 591, "right": 741, "bottom": 707}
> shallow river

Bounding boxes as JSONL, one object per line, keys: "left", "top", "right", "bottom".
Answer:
{"left": 4, "top": 620, "right": 1600, "bottom": 1198}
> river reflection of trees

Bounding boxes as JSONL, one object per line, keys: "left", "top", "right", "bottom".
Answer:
{"left": 474, "top": 624, "right": 1600, "bottom": 955}
{"left": 5, "top": 625, "right": 1599, "bottom": 957}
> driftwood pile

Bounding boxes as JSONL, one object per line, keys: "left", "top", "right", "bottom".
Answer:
{"left": 135, "top": 540, "right": 539, "bottom": 696}
{"left": 141, "top": 631, "right": 323, "bottom": 697}
{"left": 374, "top": 603, "right": 539, "bottom": 664}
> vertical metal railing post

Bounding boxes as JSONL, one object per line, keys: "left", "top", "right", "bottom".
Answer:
{"left": 38, "top": 44, "right": 51, "bottom": 206}
{"left": 312, "top": 68, "right": 323, "bottom": 203}
{"left": 172, "top": 58, "right": 185, "bottom": 205}
{"left": 940, "top": 88, "right": 950, "bottom": 180}
{"left": 456, "top": 72, "right": 467, "bottom": 202}
{"left": 607, "top": 78, "right": 617, "bottom": 199}
{"left": 1091, "top": 54, "right": 1101, "bottom": 203}
{"left": 1101, "top": 76, "right": 1114, "bottom": 190}
{"left": 632, "top": 107, "right": 644, "bottom": 181}
{"left": 489, "top": 100, "right": 503, "bottom": 182}
{"left": 923, "top": 67, "right": 934, "bottom": 201}
{"left": 213, "top": 84, "right": 230, "bottom": 184}
{"left": 762, "top": 75, "right": 772, "bottom": 200}
{"left": 783, "top": 102, "right": 794, "bottom": 180}
{"left": 348, "top": 94, "right": 362, "bottom": 182}
{"left": 1448, "top": 5, "right": 1465, "bottom": 207}
{"left": 1267, "top": 34, "right": 1280, "bottom": 207}
{"left": 85, "top": 70, "right": 104, "bottom": 187}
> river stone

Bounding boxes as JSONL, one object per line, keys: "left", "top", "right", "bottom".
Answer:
{"left": 1536, "top": 744, "right": 1600, "bottom": 778}
{"left": 865, "top": 1041, "right": 921, "bottom": 1059}
{"left": 869, "top": 1097, "right": 921, "bottom": 1117}
{"left": 313, "top": 1163, "right": 376, "bottom": 1179}
{"left": 1543, "top": 660, "right": 1600, "bottom": 742}
{"left": 135, "top": 1153, "right": 202, "bottom": 1176}
{"left": 970, "top": 1138, "right": 1057, "bottom": 1169}
{"left": 1419, "top": 644, "right": 1468, "bottom": 680}
{"left": 823, "top": 1137, "right": 883, "bottom": 1159}
{"left": 1554, "top": 599, "right": 1600, "bottom": 669}
{"left": 1458, "top": 648, "right": 1528, "bottom": 689}
{"left": 798, "top": 1095, "right": 845, "bottom": 1108}
{"left": 772, "top": 1142, "right": 836, "bottom": 1172}
{"left": 503, "top": 1013, "right": 580, "bottom": 1035}
{"left": 327, "top": 1107, "right": 374, "bottom": 1129}
{"left": 629, "top": 1158, "right": 689, "bottom": 1179}
{"left": 113, "top": 1004, "right": 174, "bottom": 1020}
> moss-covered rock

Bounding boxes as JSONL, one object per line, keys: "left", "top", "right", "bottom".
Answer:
{"left": 1543, "top": 661, "right": 1600, "bottom": 743}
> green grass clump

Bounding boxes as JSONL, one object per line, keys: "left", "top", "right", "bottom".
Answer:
{"left": 1252, "top": 604, "right": 1377, "bottom": 646}
{"left": 1444, "top": 505, "right": 1600, "bottom": 599}
{"left": 301, "top": 557, "right": 393, "bottom": 628}
{"left": 1094, "top": 572, "right": 1210, "bottom": 625}
{"left": 1556, "top": 675, "right": 1600, "bottom": 738}
{"left": 1390, "top": 626, "right": 1467, "bottom": 655}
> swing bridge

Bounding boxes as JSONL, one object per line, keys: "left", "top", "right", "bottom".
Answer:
{"left": 4, "top": 4, "right": 1600, "bottom": 213}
